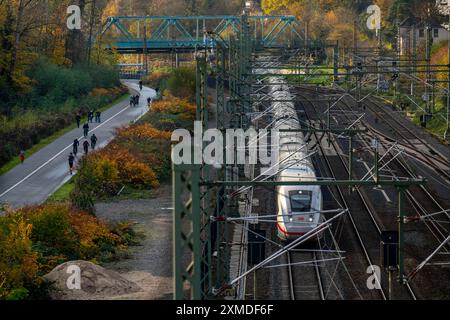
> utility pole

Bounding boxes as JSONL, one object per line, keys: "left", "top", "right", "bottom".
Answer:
{"left": 353, "top": 19, "right": 358, "bottom": 64}
{"left": 426, "top": 24, "right": 432, "bottom": 115}
{"left": 412, "top": 24, "right": 417, "bottom": 96}
{"left": 143, "top": 25, "right": 148, "bottom": 76}
{"left": 377, "top": 22, "right": 382, "bottom": 93}
{"left": 446, "top": 0, "right": 450, "bottom": 140}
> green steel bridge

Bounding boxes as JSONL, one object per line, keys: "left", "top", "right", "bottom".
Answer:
{"left": 95, "top": 15, "right": 333, "bottom": 53}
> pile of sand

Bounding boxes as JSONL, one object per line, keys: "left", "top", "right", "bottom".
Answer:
{"left": 44, "top": 261, "right": 142, "bottom": 300}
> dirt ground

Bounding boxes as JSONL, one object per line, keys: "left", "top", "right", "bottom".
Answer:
{"left": 95, "top": 183, "right": 173, "bottom": 300}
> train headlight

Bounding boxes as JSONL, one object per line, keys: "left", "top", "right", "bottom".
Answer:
{"left": 289, "top": 217, "right": 293, "bottom": 222}
{"left": 309, "top": 217, "right": 313, "bottom": 222}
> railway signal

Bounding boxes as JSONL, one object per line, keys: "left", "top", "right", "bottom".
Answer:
{"left": 381, "top": 231, "right": 399, "bottom": 300}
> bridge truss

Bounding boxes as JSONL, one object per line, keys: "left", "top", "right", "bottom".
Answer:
{"left": 94, "top": 15, "right": 334, "bottom": 53}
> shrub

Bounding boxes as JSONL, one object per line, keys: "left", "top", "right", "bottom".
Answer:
{"left": 67, "top": 211, "right": 121, "bottom": 259}
{"left": 0, "top": 216, "right": 41, "bottom": 300}
{"left": 152, "top": 94, "right": 196, "bottom": 121}
{"left": 167, "top": 66, "right": 196, "bottom": 99}
{"left": 70, "top": 155, "right": 120, "bottom": 211}
{"left": 0, "top": 203, "right": 137, "bottom": 300}
{"left": 143, "top": 67, "right": 171, "bottom": 91}
{"left": 143, "top": 65, "right": 196, "bottom": 100}
{"left": 73, "top": 145, "right": 162, "bottom": 201}
{"left": 115, "top": 123, "right": 172, "bottom": 140}
{"left": 101, "top": 149, "right": 160, "bottom": 190}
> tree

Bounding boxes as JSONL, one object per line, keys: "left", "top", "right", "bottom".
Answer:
{"left": 0, "top": 3, "right": 15, "bottom": 114}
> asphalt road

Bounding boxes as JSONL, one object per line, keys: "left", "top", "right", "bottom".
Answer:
{"left": 0, "top": 80, "right": 156, "bottom": 208}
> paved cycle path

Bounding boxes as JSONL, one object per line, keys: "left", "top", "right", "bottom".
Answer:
{"left": 0, "top": 81, "right": 155, "bottom": 208}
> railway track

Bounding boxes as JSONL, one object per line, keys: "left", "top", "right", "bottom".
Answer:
{"left": 300, "top": 86, "right": 450, "bottom": 243}
{"left": 286, "top": 250, "right": 325, "bottom": 300}
{"left": 367, "top": 125, "right": 450, "bottom": 184}
{"left": 340, "top": 96, "right": 450, "bottom": 246}
{"left": 302, "top": 86, "right": 450, "bottom": 298}
{"left": 296, "top": 89, "right": 417, "bottom": 299}
{"left": 364, "top": 98, "right": 450, "bottom": 184}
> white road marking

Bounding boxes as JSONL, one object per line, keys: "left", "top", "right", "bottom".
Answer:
{"left": 361, "top": 161, "right": 392, "bottom": 203}
{"left": 0, "top": 104, "right": 132, "bottom": 198}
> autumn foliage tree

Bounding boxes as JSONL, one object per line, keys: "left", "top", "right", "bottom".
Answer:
{"left": 0, "top": 203, "right": 135, "bottom": 299}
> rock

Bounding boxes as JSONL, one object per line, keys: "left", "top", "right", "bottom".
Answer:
{"left": 44, "top": 260, "right": 142, "bottom": 300}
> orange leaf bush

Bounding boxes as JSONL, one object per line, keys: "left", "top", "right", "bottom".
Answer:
{"left": 90, "top": 88, "right": 110, "bottom": 96}
{"left": 116, "top": 123, "right": 172, "bottom": 140}
{"left": 0, "top": 204, "right": 133, "bottom": 299}
{"left": 144, "top": 69, "right": 171, "bottom": 83}
{"left": 152, "top": 93, "right": 196, "bottom": 121}
{"left": 82, "top": 146, "right": 161, "bottom": 194}
{"left": 89, "top": 86, "right": 128, "bottom": 97}
{"left": 0, "top": 216, "right": 40, "bottom": 300}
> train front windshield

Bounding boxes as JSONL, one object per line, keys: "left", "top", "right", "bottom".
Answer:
{"left": 289, "top": 190, "right": 312, "bottom": 212}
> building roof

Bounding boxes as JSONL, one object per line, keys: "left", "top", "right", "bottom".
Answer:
{"left": 400, "top": 16, "right": 445, "bottom": 28}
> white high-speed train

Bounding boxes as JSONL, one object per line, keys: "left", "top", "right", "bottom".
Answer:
{"left": 269, "top": 77, "right": 323, "bottom": 241}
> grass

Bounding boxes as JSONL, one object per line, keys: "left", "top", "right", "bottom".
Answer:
{"left": 47, "top": 179, "right": 157, "bottom": 204}
{"left": 109, "top": 186, "right": 156, "bottom": 201}
{"left": 46, "top": 177, "right": 75, "bottom": 203}
{"left": 0, "top": 94, "right": 129, "bottom": 176}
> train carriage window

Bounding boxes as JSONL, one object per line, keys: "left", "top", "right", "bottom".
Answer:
{"left": 289, "top": 190, "right": 312, "bottom": 212}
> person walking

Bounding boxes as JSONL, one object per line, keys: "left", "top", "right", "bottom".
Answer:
{"left": 88, "top": 110, "right": 94, "bottom": 123}
{"left": 90, "top": 134, "right": 98, "bottom": 150}
{"left": 130, "top": 95, "right": 135, "bottom": 107}
{"left": 139, "top": 80, "right": 143, "bottom": 91}
{"left": 147, "top": 97, "right": 152, "bottom": 107}
{"left": 19, "top": 150, "right": 25, "bottom": 164}
{"left": 83, "top": 123, "right": 89, "bottom": 138}
{"left": 68, "top": 153, "right": 75, "bottom": 175}
{"left": 95, "top": 111, "right": 101, "bottom": 123}
{"left": 73, "top": 138, "right": 80, "bottom": 155}
{"left": 76, "top": 113, "right": 81, "bottom": 128}
{"left": 83, "top": 140, "right": 90, "bottom": 155}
